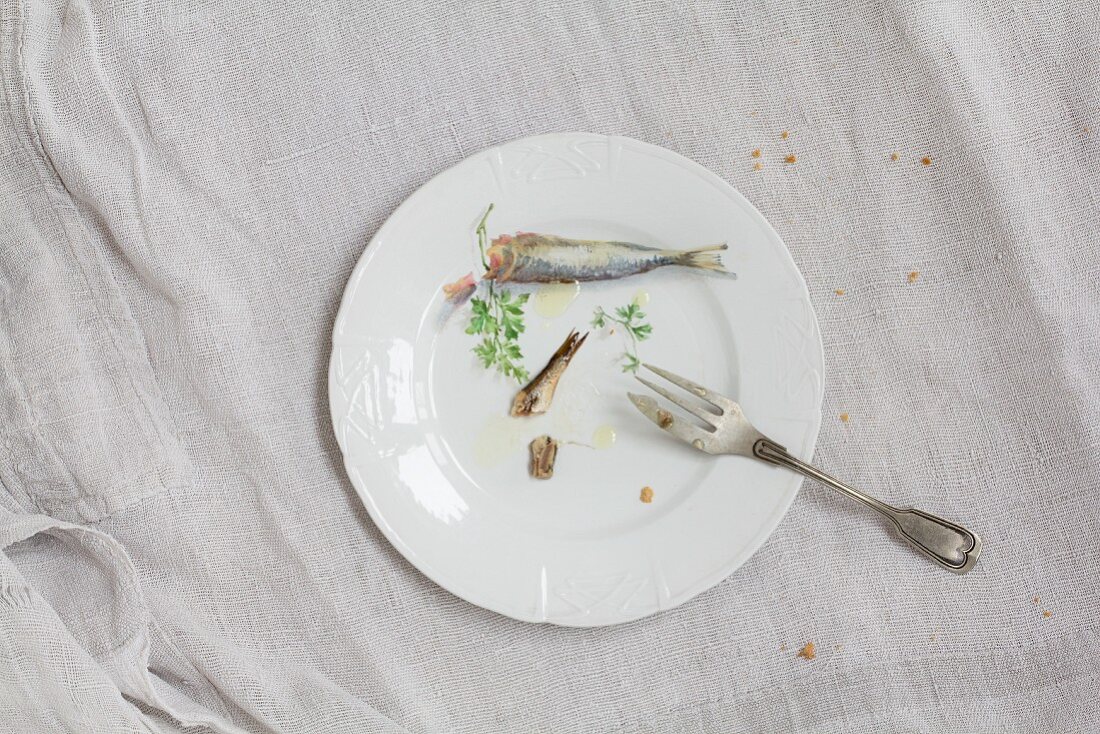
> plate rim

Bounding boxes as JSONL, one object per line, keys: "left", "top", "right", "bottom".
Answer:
{"left": 329, "top": 132, "right": 825, "bottom": 626}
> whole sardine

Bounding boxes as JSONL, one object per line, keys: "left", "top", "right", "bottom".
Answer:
{"left": 511, "top": 330, "right": 587, "bottom": 416}
{"left": 485, "top": 233, "right": 728, "bottom": 283}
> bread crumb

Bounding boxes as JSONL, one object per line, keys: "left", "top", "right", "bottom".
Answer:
{"left": 751, "top": 148, "right": 762, "bottom": 158}
{"left": 929, "top": 633, "right": 937, "bottom": 641}
{"left": 780, "top": 130, "right": 790, "bottom": 140}
{"left": 908, "top": 271, "right": 920, "bottom": 283}
{"left": 779, "top": 643, "right": 787, "bottom": 651}
{"left": 921, "top": 156, "right": 932, "bottom": 166}
{"left": 1033, "top": 595, "right": 1040, "bottom": 604}
{"left": 797, "top": 642, "right": 815, "bottom": 660}
{"left": 1084, "top": 126, "right": 1090, "bottom": 133}
{"left": 784, "top": 154, "right": 797, "bottom": 164}
{"left": 839, "top": 412, "right": 850, "bottom": 423}
{"left": 753, "top": 161, "right": 763, "bottom": 171}
{"left": 640, "top": 486, "right": 654, "bottom": 503}
{"left": 834, "top": 288, "right": 845, "bottom": 296}
{"left": 1042, "top": 610, "right": 1052, "bottom": 618}
{"left": 657, "top": 409, "right": 674, "bottom": 429}
{"left": 890, "top": 152, "right": 899, "bottom": 162}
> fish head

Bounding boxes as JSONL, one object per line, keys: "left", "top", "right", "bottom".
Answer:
{"left": 484, "top": 236, "right": 516, "bottom": 280}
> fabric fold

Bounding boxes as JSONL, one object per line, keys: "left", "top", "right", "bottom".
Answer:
{"left": 0, "top": 506, "right": 247, "bottom": 734}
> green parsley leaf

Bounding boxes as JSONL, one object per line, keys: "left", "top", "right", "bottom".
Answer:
{"left": 592, "top": 299, "right": 654, "bottom": 373}
{"left": 464, "top": 205, "right": 531, "bottom": 382}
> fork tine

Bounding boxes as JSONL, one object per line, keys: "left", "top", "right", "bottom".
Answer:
{"left": 627, "top": 392, "right": 713, "bottom": 451}
{"left": 642, "top": 363, "right": 734, "bottom": 410}
{"left": 635, "top": 376, "right": 720, "bottom": 426}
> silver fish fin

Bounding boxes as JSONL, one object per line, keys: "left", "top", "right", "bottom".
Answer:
{"left": 674, "top": 243, "right": 728, "bottom": 273}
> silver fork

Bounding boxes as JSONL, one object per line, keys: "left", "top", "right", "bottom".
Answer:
{"left": 628, "top": 364, "right": 982, "bottom": 574}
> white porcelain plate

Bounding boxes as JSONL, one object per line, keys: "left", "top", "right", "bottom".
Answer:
{"left": 329, "top": 133, "right": 824, "bottom": 626}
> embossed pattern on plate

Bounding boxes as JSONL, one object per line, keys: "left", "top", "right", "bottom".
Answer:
{"left": 330, "top": 133, "right": 824, "bottom": 626}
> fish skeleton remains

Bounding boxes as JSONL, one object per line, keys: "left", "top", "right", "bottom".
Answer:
{"left": 485, "top": 233, "right": 728, "bottom": 283}
{"left": 511, "top": 329, "right": 588, "bottom": 416}
{"left": 528, "top": 435, "right": 559, "bottom": 479}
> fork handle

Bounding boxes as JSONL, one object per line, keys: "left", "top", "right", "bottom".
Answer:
{"left": 753, "top": 439, "right": 982, "bottom": 574}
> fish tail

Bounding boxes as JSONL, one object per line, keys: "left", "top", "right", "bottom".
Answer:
{"left": 555, "top": 329, "right": 588, "bottom": 362}
{"left": 673, "top": 243, "right": 729, "bottom": 272}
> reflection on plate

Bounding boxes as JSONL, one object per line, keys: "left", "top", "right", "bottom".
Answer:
{"left": 329, "top": 133, "right": 823, "bottom": 626}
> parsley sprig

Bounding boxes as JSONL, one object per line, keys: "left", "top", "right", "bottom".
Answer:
{"left": 465, "top": 204, "right": 531, "bottom": 383}
{"left": 591, "top": 301, "right": 653, "bottom": 372}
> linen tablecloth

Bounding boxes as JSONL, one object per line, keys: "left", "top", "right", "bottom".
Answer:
{"left": 1, "top": 1, "right": 1097, "bottom": 731}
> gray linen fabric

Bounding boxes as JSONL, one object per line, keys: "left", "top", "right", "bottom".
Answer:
{"left": 1, "top": 0, "right": 1098, "bottom": 731}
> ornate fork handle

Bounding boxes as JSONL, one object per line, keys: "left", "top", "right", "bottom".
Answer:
{"left": 753, "top": 439, "right": 982, "bottom": 574}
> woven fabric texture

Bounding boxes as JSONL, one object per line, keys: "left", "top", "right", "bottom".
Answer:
{"left": 0, "top": 1, "right": 1097, "bottom": 731}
